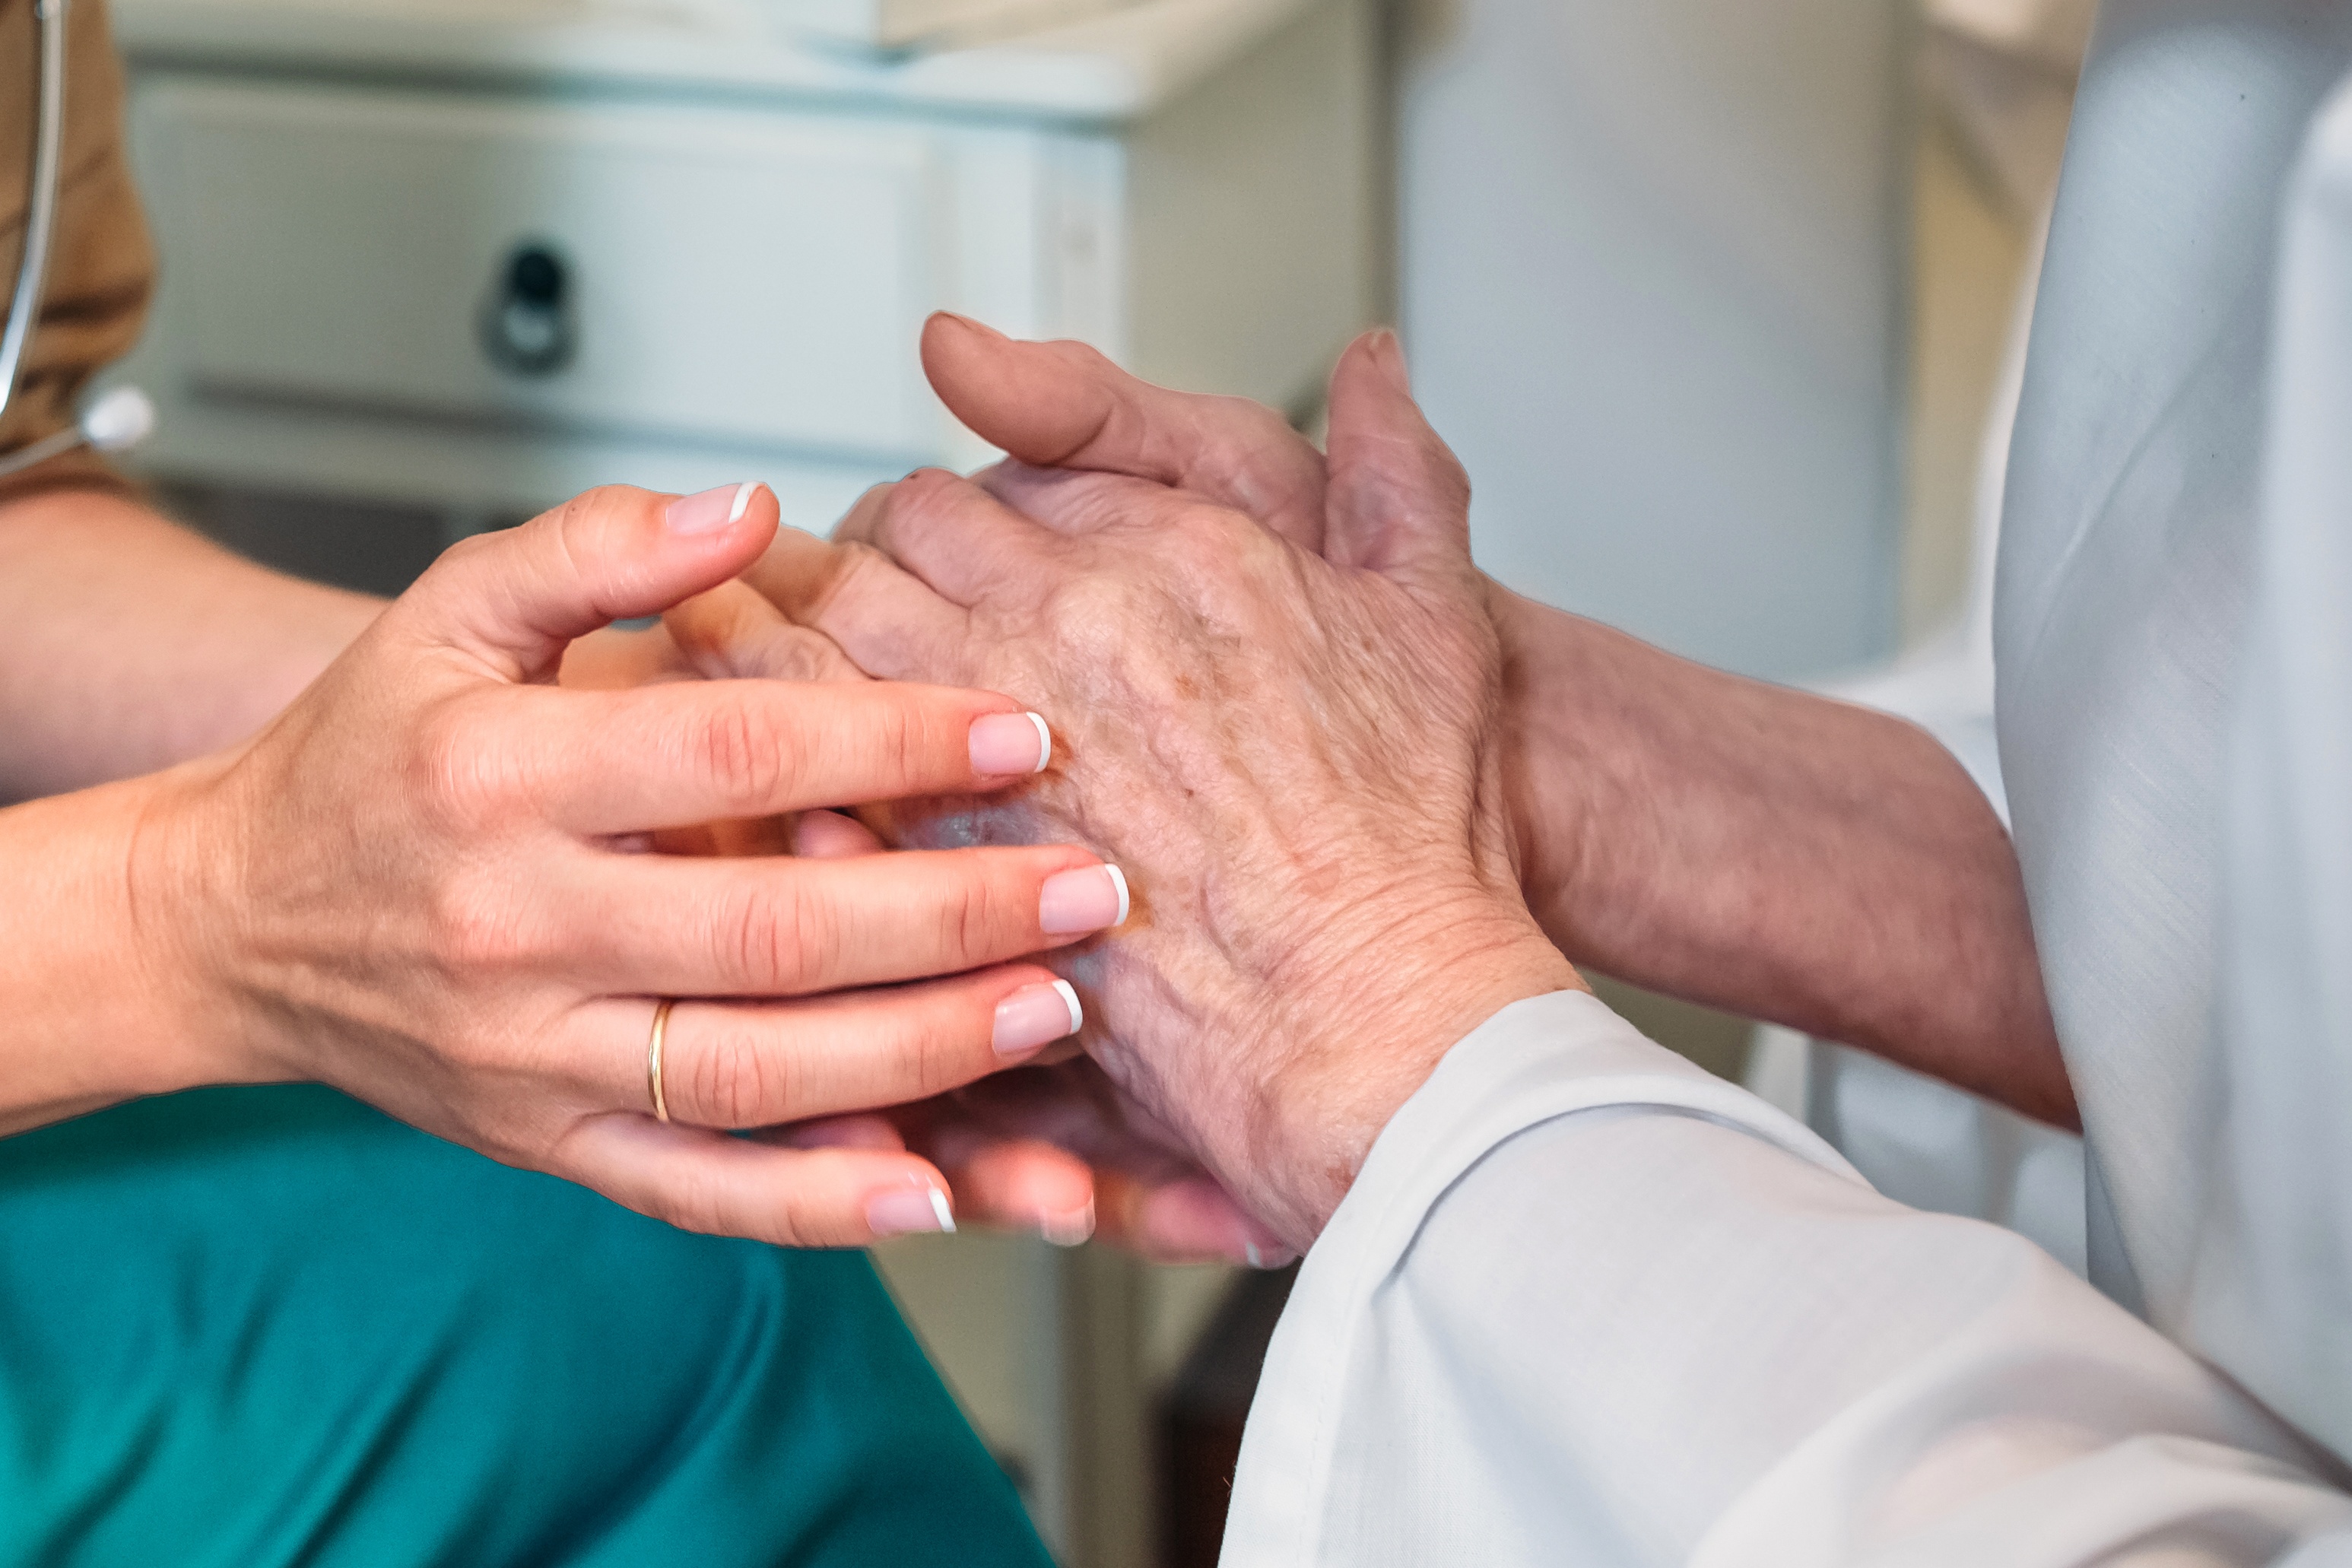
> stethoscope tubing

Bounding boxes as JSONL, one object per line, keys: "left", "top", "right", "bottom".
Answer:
{"left": 0, "top": 0, "right": 69, "bottom": 440}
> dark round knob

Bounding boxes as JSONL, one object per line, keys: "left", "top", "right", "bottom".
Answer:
{"left": 508, "top": 246, "right": 566, "bottom": 306}
{"left": 480, "top": 240, "right": 576, "bottom": 377}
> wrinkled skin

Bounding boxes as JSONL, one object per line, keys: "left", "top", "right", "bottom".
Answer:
{"left": 671, "top": 332, "right": 1579, "bottom": 1251}
{"left": 646, "top": 509, "right": 1286, "bottom": 1263}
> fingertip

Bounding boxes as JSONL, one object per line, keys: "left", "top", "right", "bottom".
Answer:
{"left": 791, "top": 808, "right": 886, "bottom": 859}
{"left": 946, "top": 1140, "right": 1099, "bottom": 1244}
{"left": 1329, "top": 331, "right": 1405, "bottom": 409}
{"left": 969, "top": 709, "right": 1054, "bottom": 776}
{"left": 924, "top": 309, "right": 1003, "bottom": 351}
{"left": 416, "top": 484, "right": 782, "bottom": 678}
{"left": 1135, "top": 1176, "right": 1294, "bottom": 1267}
{"left": 865, "top": 1168, "right": 958, "bottom": 1238}
{"left": 1366, "top": 326, "right": 1410, "bottom": 392}
{"left": 662, "top": 481, "right": 778, "bottom": 544}
{"left": 920, "top": 319, "right": 1115, "bottom": 468}
{"left": 1043, "top": 1196, "right": 1097, "bottom": 1248}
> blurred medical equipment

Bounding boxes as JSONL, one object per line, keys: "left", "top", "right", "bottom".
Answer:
{"left": 0, "top": 0, "right": 65, "bottom": 448}
{"left": 0, "top": 0, "right": 156, "bottom": 481}
{"left": 0, "top": 384, "right": 157, "bottom": 480}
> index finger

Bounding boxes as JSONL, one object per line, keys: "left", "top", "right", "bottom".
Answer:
{"left": 500, "top": 679, "right": 1054, "bottom": 833}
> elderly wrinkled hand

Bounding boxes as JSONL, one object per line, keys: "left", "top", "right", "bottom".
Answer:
{"left": 674, "top": 333, "right": 1580, "bottom": 1252}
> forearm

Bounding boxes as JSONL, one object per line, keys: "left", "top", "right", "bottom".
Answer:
{"left": 0, "top": 487, "right": 382, "bottom": 799}
{"left": 0, "top": 763, "right": 239, "bottom": 1135}
{"left": 1493, "top": 586, "right": 2074, "bottom": 1127}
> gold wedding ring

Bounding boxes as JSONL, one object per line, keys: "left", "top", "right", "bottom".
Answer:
{"left": 646, "top": 998, "right": 674, "bottom": 1123}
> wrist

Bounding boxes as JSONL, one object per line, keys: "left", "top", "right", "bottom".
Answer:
{"left": 1487, "top": 581, "right": 1629, "bottom": 945}
{"left": 0, "top": 763, "right": 256, "bottom": 1135}
{"left": 1243, "top": 889, "right": 1581, "bottom": 1249}
{"left": 122, "top": 753, "right": 277, "bottom": 1093}
{"left": 1493, "top": 582, "right": 1760, "bottom": 976}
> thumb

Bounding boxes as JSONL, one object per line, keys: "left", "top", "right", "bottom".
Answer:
{"left": 921, "top": 312, "right": 1329, "bottom": 548}
{"left": 1322, "top": 331, "right": 1474, "bottom": 586}
{"left": 402, "top": 482, "right": 780, "bottom": 682}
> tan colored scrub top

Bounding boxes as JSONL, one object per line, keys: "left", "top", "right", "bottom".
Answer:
{"left": 0, "top": 0, "right": 154, "bottom": 505}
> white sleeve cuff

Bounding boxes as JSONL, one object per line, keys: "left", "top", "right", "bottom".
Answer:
{"left": 1222, "top": 988, "right": 1864, "bottom": 1563}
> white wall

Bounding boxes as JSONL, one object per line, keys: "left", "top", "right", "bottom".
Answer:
{"left": 1395, "top": 0, "right": 1911, "bottom": 679}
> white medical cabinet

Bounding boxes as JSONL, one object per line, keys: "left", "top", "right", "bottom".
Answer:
{"left": 110, "top": 0, "right": 1377, "bottom": 538}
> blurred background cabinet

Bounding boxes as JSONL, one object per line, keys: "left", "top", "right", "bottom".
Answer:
{"left": 112, "top": 0, "right": 1379, "bottom": 549}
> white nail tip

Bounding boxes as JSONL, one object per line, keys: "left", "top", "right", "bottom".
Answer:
{"left": 726, "top": 481, "right": 758, "bottom": 523}
{"left": 1052, "top": 978, "right": 1084, "bottom": 1036}
{"left": 1103, "top": 865, "right": 1129, "bottom": 926}
{"left": 928, "top": 1186, "right": 957, "bottom": 1235}
{"left": 1042, "top": 1200, "right": 1097, "bottom": 1247}
{"left": 1245, "top": 1243, "right": 1264, "bottom": 1269}
{"left": 1026, "top": 712, "right": 1052, "bottom": 772}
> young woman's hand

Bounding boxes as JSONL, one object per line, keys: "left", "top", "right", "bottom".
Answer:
{"left": 135, "top": 482, "right": 1128, "bottom": 1246}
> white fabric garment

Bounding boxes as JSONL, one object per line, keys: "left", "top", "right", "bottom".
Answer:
{"left": 2203, "top": 58, "right": 2352, "bottom": 1473}
{"left": 1225, "top": 995, "right": 2350, "bottom": 1565}
{"left": 1995, "top": 0, "right": 2352, "bottom": 1410}
{"left": 1224, "top": 5, "right": 2352, "bottom": 1561}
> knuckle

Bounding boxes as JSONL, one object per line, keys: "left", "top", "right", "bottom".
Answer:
{"left": 888, "top": 1011, "right": 963, "bottom": 1099}
{"left": 424, "top": 868, "right": 541, "bottom": 977}
{"left": 833, "top": 539, "right": 902, "bottom": 605}
{"left": 719, "top": 881, "right": 831, "bottom": 992}
{"left": 1042, "top": 570, "right": 1141, "bottom": 632}
{"left": 932, "top": 857, "right": 1011, "bottom": 960}
{"left": 408, "top": 698, "right": 521, "bottom": 836}
{"left": 856, "top": 696, "right": 925, "bottom": 790}
{"left": 694, "top": 700, "right": 801, "bottom": 814}
{"left": 1157, "top": 508, "right": 1241, "bottom": 575}
{"left": 541, "top": 484, "right": 637, "bottom": 544}
{"left": 1041, "top": 576, "right": 1166, "bottom": 680}
{"left": 685, "top": 1017, "right": 785, "bottom": 1127}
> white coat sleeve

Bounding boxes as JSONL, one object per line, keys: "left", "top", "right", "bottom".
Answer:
{"left": 1219, "top": 991, "right": 2352, "bottom": 1568}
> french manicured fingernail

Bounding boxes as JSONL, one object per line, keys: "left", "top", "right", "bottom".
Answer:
{"left": 666, "top": 481, "right": 761, "bottom": 535}
{"left": 994, "top": 979, "right": 1082, "bottom": 1056}
{"left": 1039, "top": 864, "right": 1128, "bottom": 935}
{"left": 867, "top": 1182, "right": 957, "bottom": 1237}
{"left": 1042, "top": 1200, "right": 1096, "bottom": 1248}
{"left": 970, "top": 711, "right": 1052, "bottom": 775}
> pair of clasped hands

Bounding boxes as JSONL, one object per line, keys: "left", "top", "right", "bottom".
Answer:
{"left": 141, "top": 316, "right": 1576, "bottom": 1263}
